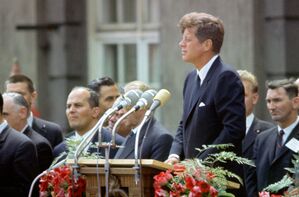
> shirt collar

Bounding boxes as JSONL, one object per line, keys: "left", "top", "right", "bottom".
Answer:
{"left": 74, "top": 129, "right": 94, "bottom": 141}
{"left": 196, "top": 54, "right": 219, "bottom": 85}
{"left": 278, "top": 116, "right": 299, "bottom": 144}
{"left": 20, "top": 124, "right": 29, "bottom": 133}
{"left": 246, "top": 113, "right": 255, "bottom": 135}
{"left": 0, "top": 120, "right": 8, "bottom": 135}
{"left": 27, "top": 111, "right": 34, "bottom": 127}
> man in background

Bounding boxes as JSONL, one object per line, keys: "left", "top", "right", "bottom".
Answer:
{"left": 0, "top": 92, "right": 38, "bottom": 196}
{"left": 112, "top": 81, "right": 173, "bottom": 161}
{"left": 88, "top": 76, "right": 120, "bottom": 119}
{"left": 5, "top": 74, "right": 63, "bottom": 148}
{"left": 237, "top": 70, "right": 274, "bottom": 195}
{"left": 2, "top": 92, "right": 53, "bottom": 172}
{"left": 247, "top": 79, "right": 299, "bottom": 196}
{"left": 53, "top": 87, "right": 123, "bottom": 158}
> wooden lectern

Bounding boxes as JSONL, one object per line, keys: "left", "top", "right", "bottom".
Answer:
{"left": 68, "top": 159, "right": 171, "bottom": 197}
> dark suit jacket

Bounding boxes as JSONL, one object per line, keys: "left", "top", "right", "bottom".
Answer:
{"left": 32, "top": 116, "right": 63, "bottom": 148}
{"left": 114, "top": 117, "right": 174, "bottom": 161}
{"left": 53, "top": 128, "right": 124, "bottom": 159}
{"left": 243, "top": 117, "right": 274, "bottom": 196}
{"left": 170, "top": 57, "right": 246, "bottom": 159}
{"left": 23, "top": 125, "right": 53, "bottom": 172}
{"left": 247, "top": 122, "right": 299, "bottom": 196}
{"left": 0, "top": 125, "right": 39, "bottom": 196}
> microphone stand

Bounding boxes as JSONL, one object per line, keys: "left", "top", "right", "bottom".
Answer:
{"left": 133, "top": 109, "right": 153, "bottom": 185}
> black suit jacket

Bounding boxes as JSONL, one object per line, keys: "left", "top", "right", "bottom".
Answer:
{"left": 23, "top": 125, "right": 53, "bottom": 172}
{"left": 114, "top": 117, "right": 173, "bottom": 161}
{"left": 32, "top": 116, "right": 63, "bottom": 148}
{"left": 53, "top": 128, "right": 124, "bottom": 159}
{"left": 243, "top": 117, "right": 274, "bottom": 196}
{"left": 247, "top": 122, "right": 299, "bottom": 196}
{"left": 170, "top": 57, "right": 245, "bottom": 159}
{"left": 0, "top": 125, "right": 39, "bottom": 196}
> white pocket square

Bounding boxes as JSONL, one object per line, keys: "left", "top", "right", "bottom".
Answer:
{"left": 198, "top": 102, "right": 206, "bottom": 107}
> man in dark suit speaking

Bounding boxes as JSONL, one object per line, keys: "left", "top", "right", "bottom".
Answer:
{"left": 166, "top": 12, "right": 245, "bottom": 192}
{"left": 167, "top": 11, "right": 245, "bottom": 162}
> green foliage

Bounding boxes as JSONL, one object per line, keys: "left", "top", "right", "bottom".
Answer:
{"left": 263, "top": 175, "right": 294, "bottom": 193}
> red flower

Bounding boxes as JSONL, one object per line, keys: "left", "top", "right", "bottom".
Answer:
{"left": 185, "top": 175, "right": 196, "bottom": 189}
{"left": 259, "top": 191, "right": 270, "bottom": 197}
{"left": 196, "top": 180, "right": 210, "bottom": 193}
{"left": 39, "top": 165, "right": 86, "bottom": 197}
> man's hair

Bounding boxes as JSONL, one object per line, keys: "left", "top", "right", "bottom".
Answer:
{"left": 124, "top": 80, "right": 150, "bottom": 93}
{"left": 178, "top": 12, "right": 224, "bottom": 53}
{"left": 0, "top": 92, "right": 3, "bottom": 114}
{"left": 5, "top": 74, "right": 35, "bottom": 93}
{"left": 237, "top": 70, "right": 258, "bottom": 93}
{"left": 266, "top": 78, "right": 298, "bottom": 99}
{"left": 2, "top": 92, "right": 30, "bottom": 111}
{"left": 71, "top": 86, "right": 99, "bottom": 108}
{"left": 87, "top": 76, "right": 116, "bottom": 96}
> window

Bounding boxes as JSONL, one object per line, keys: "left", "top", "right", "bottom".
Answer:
{"left": 88, "top": 0, "right": 161, "bottom": 89}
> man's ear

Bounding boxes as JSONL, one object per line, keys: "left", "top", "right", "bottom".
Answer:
{"left": 292, "top": 96, "right": 299, "bottom": 110}
{"left": 92, "top": 106, "right": 101, "bottom": 118}
{"left": 31, "top": 91, "right": 38, "bottom": 101}
{"left": 252, "top": 93, "right": 259, "bottom": 105}
{"left": 19, "top": 107, "right": 29, "bottom": 120}
{"left": 203, "top": 39, "right": 213, "bottom": 52}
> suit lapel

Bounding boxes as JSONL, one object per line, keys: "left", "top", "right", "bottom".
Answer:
{"left": 243, "top": 118, "right": 258, "bottom": 153}
{"left": 0, "top": 125, "right": 10, "bottom": 149}
{"left": 184, "top": 57, "right": 220, "bottom": 124}
{"left": 273, "top": 122, "right": 299, "bottom": 163}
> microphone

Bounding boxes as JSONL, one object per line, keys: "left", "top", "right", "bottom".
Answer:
{"left": 112, "top": 89, "right": 143, "bottom": 111}
{"left": 148, "top": 89, "right": 171, "bottom": 112}
{"left": 133, "top": 89, "right": 157, "bottom": 111}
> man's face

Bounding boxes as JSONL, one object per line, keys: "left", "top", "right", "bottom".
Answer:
{"left": 243, "top": 80, "right": 258, "bottom": 117}
{"left": 108, "top": 107, "right": 144, "bottom": 137}
{"left": 2, "top": 97, "right": 26, "bottom": 131}
{"left": 179, "top": 27, "right": 207, "bottom": 65}
{"left": 6, "top": 82, "right": 36, "bottom": 107}
{"left": 66, "top": 89, "right": 99, "bottom": 135}
{"left": 98, "top": 85, "right": 120, "bottom": 117}
{"left": 266, "top": 87, "right": 296, "bottom": 127}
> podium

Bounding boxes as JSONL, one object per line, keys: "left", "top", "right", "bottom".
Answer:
{"left": 68, "top": 159, "right": 171, "bottom": 197}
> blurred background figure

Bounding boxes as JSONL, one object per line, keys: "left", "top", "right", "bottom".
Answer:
{"left": 112, "top": 80, "right": 173, "bottom": 161}
{"left": 237, "top": 70, "right": 274, "bottom": 196}
{"left": 2, "top": 92, "right": 53, "bottom": 172}
{"left": 5, "top": 74, "right": 63, "bottom": 148}
{"left": 0, "top": 92, "right": 38, "bottom": 196}
{"left": 88, "top": 76, "right": 120, "bottom": 120}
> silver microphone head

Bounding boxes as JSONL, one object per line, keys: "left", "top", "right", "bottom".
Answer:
{"left": 134, "top": 89, "right": 157, "bottom": 110}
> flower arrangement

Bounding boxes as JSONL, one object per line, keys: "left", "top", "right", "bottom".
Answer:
{"left": 154, "top": 144, "right": 254, "bottom": 197}
{"left": 39, "top": 165, "right": 86, "bottom": 197}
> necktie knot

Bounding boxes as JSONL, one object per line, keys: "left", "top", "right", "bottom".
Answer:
{"left": 279, "top": 130, "right": 285, "bottom": 137}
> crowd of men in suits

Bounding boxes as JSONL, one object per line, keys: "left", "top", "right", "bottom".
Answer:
{"left": 1, "top": 11, "right": 299, "bottom": 197}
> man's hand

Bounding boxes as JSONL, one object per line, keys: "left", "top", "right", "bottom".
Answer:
{"left": 165, "top": 155, "right": 180, "bottom": 165}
